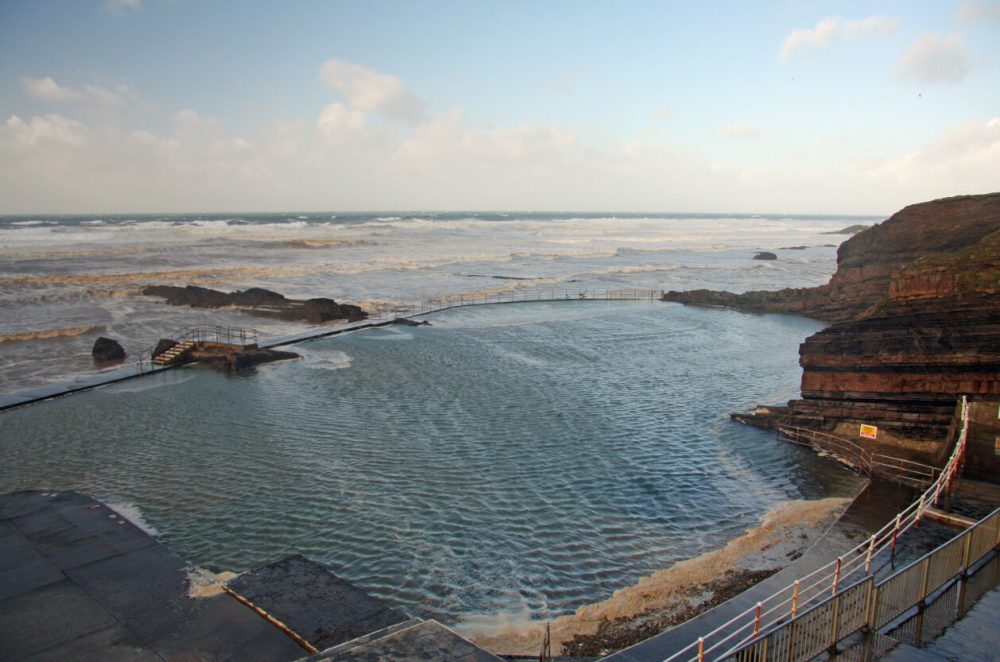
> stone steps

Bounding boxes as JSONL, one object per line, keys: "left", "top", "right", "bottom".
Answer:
{"left": 151, "top": 339, "right": 196, "bottom": 366}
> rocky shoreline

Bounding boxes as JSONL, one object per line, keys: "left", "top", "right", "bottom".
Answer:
{"left": 467, "top": 498, "right": 848, "bottom": 657}
{"left": 664, "top": 193, "right": 1000, "bottom": 460}
{"left": 143, "top": 284, "right": 367, "bottom": 324}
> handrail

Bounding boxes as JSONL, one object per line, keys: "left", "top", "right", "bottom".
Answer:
{"left": 662, "top": 397, "right": 970, "bottom": 661}
{"left": 366, "top": 288, "right": 666, "bottom": 321}
{"left": 778, "top": 426, "right": 941, "bottom": 487}
{"left": 135, "top": 324, "right": 259, "bottom": 374}
{"left": 730, "top": 504, "right": 1000, "bottom": 661}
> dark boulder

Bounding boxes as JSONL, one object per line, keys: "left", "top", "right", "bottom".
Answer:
{"left": 198, "top": 348, "right": 300, "bottom": 372}
{"left": 92, "top": 337, "right": 126, "bottom": 362}
{"left": 753, "top": 252, "right": 778, "bottom": 261}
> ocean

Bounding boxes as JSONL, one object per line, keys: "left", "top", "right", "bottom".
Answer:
{"left": 0, "top": 211, "right": 872, "bottom": 628}
{"left": 0, "top": 211, "right": 872, "bottom": 392}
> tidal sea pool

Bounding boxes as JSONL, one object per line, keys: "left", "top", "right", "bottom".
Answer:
{"left": 0, "top": 301, "right": 861, "bottom": 623}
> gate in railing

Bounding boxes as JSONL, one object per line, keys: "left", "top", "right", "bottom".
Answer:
{"left": 663, "top": 398, "right": 972, "bottom": 662}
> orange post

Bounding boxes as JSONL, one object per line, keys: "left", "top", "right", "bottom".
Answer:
{"left": 792, "top": 580, "right": 800, "bottom": 617}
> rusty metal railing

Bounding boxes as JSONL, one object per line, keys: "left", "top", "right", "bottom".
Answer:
{"left": 663, "top": 397, "right": 971, "bottom": 662}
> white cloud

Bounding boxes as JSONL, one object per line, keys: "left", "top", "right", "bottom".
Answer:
{"left": 897, "top": 34, "right": 973, "bottom": 83}
{"left": 2, "top": 57, "right": 996, "bottom": 215}
{"left": 859, "top": 118, "right": 1000, "bottom": 199}
{"left": 317, "top": 102, "right": 367, "bottom": 138}
{"left": 724, "top": 123, "right": 761, "bottom": 139}
{"left": 22, "top": 76, "right": 130, "bottom": 106}
{"left": 651, "top": 107, "right": 671, "bottom": 121}
{"left": 957, "top": 0, "right": 1000, "bottom": 24}
{"left": 319, "top": 59, "right": 424, "bottom": 123}
{"left": 5, "top": 114, "right": 88, "bottom": 147}
{"left": 104, "top": 0, "right": 141, "bottom": 13}
{"left": 780, "top": 15, "right": 899, "bottom": 59}
{"left": 22, "top": 76, "right": 80, "bottom": 102}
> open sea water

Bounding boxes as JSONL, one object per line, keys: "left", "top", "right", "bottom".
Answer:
{"left": 0, "top": 212, "right": 871, "bottom": 625}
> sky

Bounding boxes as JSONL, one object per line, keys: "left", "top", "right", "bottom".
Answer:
{"left": 0, "top": 1, "right": 998, "bottom": 215}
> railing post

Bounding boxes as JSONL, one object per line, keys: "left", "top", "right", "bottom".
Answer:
{"left": 865, "top": 534, "right": 877, "bottom": 574}
{"left": 753, "top": 601, "right": 762, "bottom": 636}
{"left": 791, "top": 579, "right": 800, "bottom": 617}
{"left": 828, "top": 593, "right": 841, "bottom": 655}
{"left": 866, "top": 576, "right": 879, "bottom": 630}
{"left": 890, "top": 513, "right": 902, "bottom": 568}
{"left": 832, "top": 556, "right": 842, "bottom": 595}
{"left": 697, "top": 636, "right": 704, "bottom": 662}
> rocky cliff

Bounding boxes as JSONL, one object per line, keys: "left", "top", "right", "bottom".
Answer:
{"left": 664, "top": 193, "right": 1000, "bottom": 322}
{"left": 664, "top": 193, "right": 1000, "bottom": 459}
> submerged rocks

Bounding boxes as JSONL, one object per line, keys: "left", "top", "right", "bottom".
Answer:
{"left": 753, "top": 252, "right": 778, "bottom": 260}
{"left": 389, "top": 318, "right": 432, "bottom": 327}
{"left": 142, "top": 285, "right": 367, "bottom": 324}
{"left": 92, "top": 337, "right": 126, "bottom": 362}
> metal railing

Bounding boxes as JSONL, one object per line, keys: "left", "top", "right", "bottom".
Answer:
{"left": 730, "top": 505, "right": 1000, "bottom": 661}
{"left": 135, "top": 324, "right": 259, "bottom": 374}
{"left": 367, "top": 288, "right": 665, "bottom": 321}
{"left": 777, "top": 426, "right": 941, "bottom": 488}
{"left": 663, "top": 397, "right": 971, "bottom": 662}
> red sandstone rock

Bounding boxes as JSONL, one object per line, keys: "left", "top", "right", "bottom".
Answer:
{"left": 665, "top": 192, "right": 1000, "bottom": 448}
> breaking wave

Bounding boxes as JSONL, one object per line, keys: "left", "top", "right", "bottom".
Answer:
{"left": 0, "top": 325, "right": 105, "bottom": 344}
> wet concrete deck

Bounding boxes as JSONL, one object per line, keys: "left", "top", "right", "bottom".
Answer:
{"left": 0, "top": 490, "right": 305, "bottom": 661}
{"left": 1, "top": 490, "right": 505, "bottom": 661}
{"left": 603, "top": 479, "right": 954, "bottom": 661}
{"left": 226, "top": 554, "right": 409, "bottom": 652}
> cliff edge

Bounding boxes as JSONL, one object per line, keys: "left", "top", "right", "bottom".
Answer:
{"left": 664, "top": 193, "right": 1000, "bottom": 461}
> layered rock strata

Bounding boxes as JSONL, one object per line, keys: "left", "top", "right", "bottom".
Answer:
{"left": 665, "top": 193, "right": 1000, "bottom": 458}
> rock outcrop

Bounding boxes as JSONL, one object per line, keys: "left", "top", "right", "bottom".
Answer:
{"left": 193, "top": 346, "right": 300, "bottom": 372}
{"left": 664, "top": 194, "right": 1000, "bottom": 323}
{"left": 666, "top": 193, "right": 1000, "bottom": 458}
{"left": 92, "top": 337, "right": 126, "bottom": 362}
{"left": 142, "top": 285, "right": 367, "bottom": 323}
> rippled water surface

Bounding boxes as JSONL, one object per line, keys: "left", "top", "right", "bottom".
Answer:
{"left": 0, "top": 301, "right": 861, "bottom": 623}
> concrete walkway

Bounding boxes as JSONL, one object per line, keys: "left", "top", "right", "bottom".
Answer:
{"left": 0, "top": 490, "right": 304, "bottom": 661}
{"left": 603, "top": 479, "right": 947, "bottom": 661}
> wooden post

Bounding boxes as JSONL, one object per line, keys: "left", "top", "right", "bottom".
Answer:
{"left": 832, "top": 557, "right": 842, "bottom": 595}
{"left": 754, "top": 601, "right": 762, "bottom": 636}
{"left": 792, "top": 579, "right": 800, "bottom": 617}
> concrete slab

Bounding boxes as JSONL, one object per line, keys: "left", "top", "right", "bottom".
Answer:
{"left": 0, "top": 491, "right": 305, "bottom": 661}
{"left": 226, "top": 554, "right": 408, "bottom": 651}
{"left": 307, "top": 620, "right": 504, "bottom": 661}
{"left": 28, "top": 625, "right": 162, "bottom": 662}
{"left": 0, "top": 580, "right": 120, "bottom": 659}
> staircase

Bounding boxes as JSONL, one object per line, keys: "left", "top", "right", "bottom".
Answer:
{"left": 152, "top": 340, "right": 196, "bottom": 366}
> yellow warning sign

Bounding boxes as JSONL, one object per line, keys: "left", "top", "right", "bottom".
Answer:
{"left": 860, "top": 424, "right": 878, "bottom": 440}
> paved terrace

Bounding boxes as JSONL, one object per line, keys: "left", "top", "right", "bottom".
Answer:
{"left": 0, "top": 490, "right": 500, "bottom": 661}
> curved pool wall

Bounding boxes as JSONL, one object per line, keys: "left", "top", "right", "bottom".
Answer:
{"left": 0, "top": 301, "right": 862, "bottom": 623}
